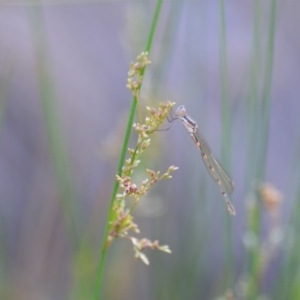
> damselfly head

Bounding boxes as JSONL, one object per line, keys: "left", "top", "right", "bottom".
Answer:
{"left": 175, "top": 105, "right": 187, "bottom": 118}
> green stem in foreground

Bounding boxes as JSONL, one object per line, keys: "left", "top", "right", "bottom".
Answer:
{"left": 92, "top": 1, "right": 163, "bottom": 299}
{"left": 93, "top": 98, "right": 138, "bottom": 298}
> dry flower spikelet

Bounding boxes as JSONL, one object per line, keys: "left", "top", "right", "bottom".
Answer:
{"left": 108, "top": 98, "right": 177, "bottom": 264}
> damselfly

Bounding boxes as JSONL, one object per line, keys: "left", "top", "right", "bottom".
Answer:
{"left": 173, "top": 105, "right": 235, "bottom": 216}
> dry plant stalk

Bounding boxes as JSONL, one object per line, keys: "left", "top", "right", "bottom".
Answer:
{"left": 107, "top": 52, "right": 177, "bottom": 265}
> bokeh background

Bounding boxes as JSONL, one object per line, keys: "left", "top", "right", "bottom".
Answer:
{"left": 1, "top": 1, "right": 300, "bottom": 299}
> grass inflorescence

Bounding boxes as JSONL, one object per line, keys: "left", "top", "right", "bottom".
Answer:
{"left": 109, "top": 100, "right": 177, "bottom": 264}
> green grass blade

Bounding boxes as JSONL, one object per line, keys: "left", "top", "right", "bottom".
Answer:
{"left": 92, "top": 1, "right": 163, "bottom": 299}
{"left": 28, "top": 7, "right": 80, "bottom": 245}
{"left": 257, "top": 0, "right": 277, "bottom": 181}
{"left": 247, "top": 1, "right": 277, "bottom": 298}
{"left": 218, "top": 0, "right": 234, "bottom": 290}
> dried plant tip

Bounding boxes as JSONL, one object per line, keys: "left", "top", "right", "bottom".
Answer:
{"left": 146, "top": 169, "right": 155, "bottom": 177}
{"left": 134, "top": 62, "right": 141, "bottom": 70}
{"left": 125, "top": 183, "right": 138, "bottom": 195}
{"left": 159, "top": 245, "right": 171, "bottom": 253}
{"left": 168, "top": 165, "right": 179, "bottom": 172}
{"left": 149, "top": 107, "right": 156, "bottom": 114}
{"left": 134, "top": 101, "right": 175, "bottom": 134}
{"left": 225, "top": 290, "right": 234, "bottom": 300}
{"left": 259, "top": 183, "right": 283, "bottom": 213}
{"left": 142, "top": 179, "right": 148, "bottom": 185}
{"left": 115, "top": 194, "right": 124, "bottom": 200}
{"left": 137, "top": 251, "right": 150, "bottom": 265}
{"left": 109, "top": 208, "right": 140, "bottom": 241}
{"left": 110, "top": 100, "right": 177, "bottom": 264}
{"left": 141, "top": 139, "right": 151, "bottom": 150}
{"left": 130, "top": 237, "right": 171, "bottom": 265}
{"left": 128, "top": 148, "right": 135, "bottom": 155}
{"left": 126, "top": 52, "right": 151, "bottom": 98}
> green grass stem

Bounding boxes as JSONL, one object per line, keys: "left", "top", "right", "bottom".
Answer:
{"left": 275, "top": 121, "right": 300, "bottom": 299}
{"left": 246, "top": 0, "right": 261, "bottom": 190}
{"left": 28, "top": 6, "right": 80, "bottom": 246}
{"left": 92, "top": 1, "right": 163, "bottom": 299}
{"left": 218, "top": 0, "right": 234, "bottom": 290}
{"left": 245, "top": 1, "right": 262, "bottom": 295}
{"left": 257, "top": 0, "right": 277, "bottom": 182}
{"left": 247, "top": 0, "right": 277, "bottom": 298}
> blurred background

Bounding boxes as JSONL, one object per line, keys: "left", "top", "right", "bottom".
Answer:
{"left": 1, "top": 0, "right": 300, "bottom": 299}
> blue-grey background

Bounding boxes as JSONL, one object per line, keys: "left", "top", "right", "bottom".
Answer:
{"left": 0, "top": 1, "right": 299, "bottom": 299}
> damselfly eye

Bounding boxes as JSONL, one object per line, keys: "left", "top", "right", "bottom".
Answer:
{"left": 175, "top": 105, "right": 187, "bottom": 117}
